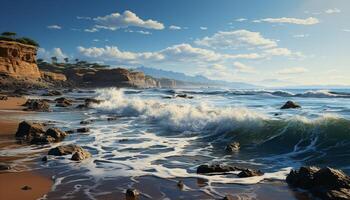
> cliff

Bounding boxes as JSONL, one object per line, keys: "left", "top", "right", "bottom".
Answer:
{"left": 63, "top": 67, "right": 158, "bottom": 88}
{"left": 0, "top": 41, "right": 41, "bottom": 80}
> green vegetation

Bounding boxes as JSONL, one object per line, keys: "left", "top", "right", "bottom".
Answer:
{"left": 0, "top": 32, "right": 40, "bottom": 47}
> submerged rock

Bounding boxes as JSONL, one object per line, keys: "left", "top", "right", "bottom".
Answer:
{"left": 126, "top": 188, "right": 140, "bottom": 200}
{"left": 30, "top": 135, "right": 56, "bottom": 145}
{"left": 237, "top": 169, "right": 264, "bottom": 178}
{"left": 176, "top": 94, "right": 194, "bottom": 99}
{"left": 177, "top": 180, "right": 184, "bottom": 190}
{"left": 286, "top": 166, "right": 350, "bottom": 200}
{"left": 42, "top": 90, "right": 62, "bottom": 96}
{"left": 48, "top": 144, "right": 90, "bottom": 160}
{"left": 22, "top": 99, "right": 51, "bottom": 112}
{"left": 197, "top": 164, "right": 239, "bottom": 174}
{"left": 80, "top": 120, "right": 95, "bottom": 125}
{"left": 222, "top": 194, "right": 235, "bottom": 200}
{"left": 77, "top": 127, "right": 90, "bottom": 133}
{"left": 55, "top": 97, "right": 73, "bottom": 107}
{"left": 0, "top": 163, "right": 11, "bottom": 171}
{"left": 280, "top": 101, "right": 301, "bottom": 109}
{"left": 225, "top": 142, "right": 240, "bottom": 152}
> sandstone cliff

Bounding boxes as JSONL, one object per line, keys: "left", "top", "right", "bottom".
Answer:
{"left": 0, "top": 41, "right": 41, "bottom": 80}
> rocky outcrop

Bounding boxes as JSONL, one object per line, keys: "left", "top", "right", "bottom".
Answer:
{"left": 0, "top": 41, "right": 41, "bottom": 80}
{"left": 197, "top": 164, "right": 240, "bottom": 174}
{"left": 48, "top": 144, "right": 91, "bottom": 161}
{"left": 281, "top": 101, "right": 301, "bottom": 109}
{"left": 40, "top": 71, "right": 67, "bottom": 85}
{"left": 287, "top": 166, "right": 350, "bottom": 200}
{"left": 22, "top": 99, "right": 51, "bottom": 112}
{"left": 64, "top": 67, "right": 159, "bottom": 88}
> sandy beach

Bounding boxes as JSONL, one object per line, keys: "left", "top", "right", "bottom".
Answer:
{"left": 0, "top": 96, "right": 53, "bottom": 200}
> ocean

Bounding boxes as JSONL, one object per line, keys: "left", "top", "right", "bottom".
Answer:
{"left": 3, "top": 87, "right": 350, "bottom": 199}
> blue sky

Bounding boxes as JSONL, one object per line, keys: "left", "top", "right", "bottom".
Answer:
{"left": 1, "top": 0, "right": 349, "bottom": 86}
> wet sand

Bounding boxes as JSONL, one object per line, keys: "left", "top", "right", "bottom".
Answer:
{"left": 0, "top": 96, "right": 53, "bottom": 200}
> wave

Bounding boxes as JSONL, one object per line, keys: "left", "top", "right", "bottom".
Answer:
{"left": 174, "top": 89, "right": 350, "bottom": 98}
{"left": 93, "top": 88, "right": 350, "bottom": 166}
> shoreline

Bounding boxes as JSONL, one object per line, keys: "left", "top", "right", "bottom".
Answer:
{"left": 0, "top": 96, "right": 53, "bottom": 200}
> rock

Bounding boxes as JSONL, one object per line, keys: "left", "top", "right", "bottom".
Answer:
{"left": 71, "top": 150, "right": 91, "bottom": 161}
{"left": 0, "top": 95, "right": 8, "bottom": 100}
{"left": 177, "top": 180, "right": 184, "bottom": 189}
{"left": 45, "top": 128, "right": 67, "bottom": 140}
{"left": 76, "top": 104, "right": 87, "bottom": 109}
{"left": 48, "top": 144, "right": 85, "bottom": 156}
{"left": 42, "top": 90, "right": 62, "bottom": 96}
{"left": 22, "top": 99, "right": 51, "bottom": 112}
{"left": 280, "top": 101, "right": 301, "bottom": 109}
{"left": 84, "top": 98, "right": 103, "bottom": 107}
{"left": 41, "top": 156, "right": 48, "bottom": 162}
{"left": 222, "top": 194, "right": 235, "bottom": 200}
{"left": 126, "top": 188, "right": 140, "bottom": 200}
{"left": 66, "top": 130, "right": 75, "bottom": 134}
{"left": 237, "top": 169, "right": 264, "bottom": 178}
{"left": 0, "top": 163, "right": 11, "bottom": 171}
{"left": 176, "top": 94, "right": 194, "bottom": 99}
{"left": 30, "top": 135, "right": 56, "bottom": 145}
{"left": 225, "top": 142, "right": 240, "bottom": 152}
{"left": 286, "top": 166, "right": 350, "bottom": 200}
{"left": 55, "top": 97, "right": 73, "bottom": 107}
{"left": 21, "top": 185, "right": 32, "bottom": 190}
{"left": 15, "top": 121, "right": 45, "bottom": 139}
{"left": 77, "top": 127, "right": 90, "bottom": 133}
{"left": 197, "top": 164, "right": 239, "bottom": 174}
{"left": 107, "top": 117, "right": 118, "bottom": 121}
{"left": 80, "top": 120, "right": 94, "bottom": 125}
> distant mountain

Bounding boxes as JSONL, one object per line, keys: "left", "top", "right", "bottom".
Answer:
{"left": 136, "top": 66, "right": 258, "bottom": 88}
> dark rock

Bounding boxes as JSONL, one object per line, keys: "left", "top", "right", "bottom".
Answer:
{"left": 0, "top": 95, "right": 8, "bottom": 100}
{"left": 55, "top": 97, "right": 73, "bottom": 107}
{"left": 80, "top": 120, "right": 94, "bottom": 125}
{"left": 85, "top": 98, "right": 103, "bottom": 105}
{"left": 41, "top": 156, "right": 48, "bottom": 162}
{"left": 107, "top": 117, "right": 118, "bottom": 121}
{"left": 176, "top": 94, "right": 194, "bottom": 99}
{"left": 177, "top": 180, "right": 184, "bottom": 189}
{"left": 22, "top": 99, "right": 51, "bottom": 112}
{"left": 197, "top": 164, "right": 239, "bottom": 174}
{"left": 48, "top": 144, "right": 84, "bottom": 156}
{"left": 76, "top": 104, "right": 87, "bottom": 109}
{"left": 0, "top": 163, "right": 11, "bottom": 171}
{"left": 286, "top": 166, "right": 350, "bottom": 200}
{"left": 30, "top": 135, "right": 55, "bottom": 145}
{"left": 237, "top": 169, "right": 264, "bottom": 178}
{"left": 21, "top": 185, "right": 32, "bottom": 190}
{"left": 45, "top": 128, "right": 67, "bottom": 140}
{"left": 42, "top": 90, "right": 62, "bottom": 96}
{"left": 71, "top": 150, "right": 91, "bottom": 161}
{"left": 280, "top": 101, "right": 301, "bottom": 109}
{"left": 14, "top": 89, "right": 29, "bottom": 95}
{"left": 222, "top": 194, "right": 235, "bottom": 200}
{"left": 15, "top": 121, "right": 45, "bottom": 139}
{"left": 77, "top": 127, "right": 90, "bottom": 133}
{"left": 66, "top": 130, "right": 74, "bottom": 134}
{"left": 126, "top": 188, "right": 140, "bottom": 199}
{"left": 225, "top": 142, "right": 240, "bottom": 152}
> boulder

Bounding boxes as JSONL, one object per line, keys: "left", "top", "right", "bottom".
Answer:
{"left": 45, "top": 128, "right": 67, "bottom": 140}
{"left": 126, "top": 188, "right": 140, "bottom": 200}
{"left": 22, "top": 99, "right": 51, "bottom": 112}
{"left": 280, "top": 101, "right": 301, "bottom": 109}
{"left": 286, "top": 166, "right": 350, "bottom": 200}
{"left": 30, "top": 135, "right": 55, "bottom": 145}
{"left": 237, "top": 169, "right": 264, "bottom": 178}
{"left": 15, "top": 121, "right": 45, "bottom": 139}
{"left": 197, "top": 164, "right": 239, "bottom": 174}
{"left": 71, "top": 150, "right": 91, "bottom": 161}
{"left": 48, "top": 144, "right": 85, "bottom": 156}
{"left": 225, "top": 142, "right": 240, "bottom": 152}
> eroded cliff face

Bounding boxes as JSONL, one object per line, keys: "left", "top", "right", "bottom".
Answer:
{"left": 0, "top": 41, "right": 41, "bottom": 80}
{"left": 63, "top": 67, "right": 158, "bottom": 88}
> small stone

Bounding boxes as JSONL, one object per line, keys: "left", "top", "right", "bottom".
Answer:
{"left": 0, "top": 163, "right": 11, "bottom": 171}
{"left": 21, "top": 185, "right": 32, "bottom": 190}
{"left": 177, "top": 180, "right": 184, "bottom": 189}
{"left": 71, "top": 150, "right": 91, "bottom": 161}
{"left": 225, "top": 142, "right": 240, "bottom": 152}
{"left": 237, "top": 169, "right": 264, "bottom": 178}
{"left": 77, "top": 127, "right": 90, "bottom": 133}
{"left": 41, "top": 156, "right": 48, "bottom": 162}
{"left": 126, "top": 188, "right": 140, "bottom": 199}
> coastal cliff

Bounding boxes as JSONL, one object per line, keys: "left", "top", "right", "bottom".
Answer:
{"left": 0, "top": 41, "right": 41, "bottom": 80}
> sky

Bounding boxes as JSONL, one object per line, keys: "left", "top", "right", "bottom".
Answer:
{"left": 1, "top": 0, "right": 349, "bottom": 87}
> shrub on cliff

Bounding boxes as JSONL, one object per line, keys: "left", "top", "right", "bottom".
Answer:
{"left": 0, "top": 32, "right": 39, "bottom": 47}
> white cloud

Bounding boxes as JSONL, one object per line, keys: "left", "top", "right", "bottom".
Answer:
{"left": 38, "top": 48, "right": 68, "bottom": 62}
{"left": 277, "top": 67, "right": 308, "bottom": 75}
{"left": 77, "top": 16, "right": 91, "bottom": 20}
{"left": 47, "top": 25, "right": 62, "bottom": 30}
{"left": 200, "top": 27, "right": 208, "bottom": 30}
{"left": 84, "top": 28, "right": 99, "bottom": 33}
{"left": 195, "top": 30, "right": 277, "bottom": 49}
{"left": 233, "top": 62, "right": 256, "bottom": 73}
{"left": 254, "top": 17, "right": 319, "bottom": 25}
{"left": 325, "top": 8, "right": 341, "bottom": 14}
{"left": 169, "top": 25, "right": 182, "bottom": 30}
{"left": 125, "top": 30, "right": 152, "bottom": 35}
{"left": 293, "top": 34, "right": 309, "bottom": 38}
{"left": 236, "top": 18, "right": 247, "bottom": 22}
{"left": 92, "top": 10, "right": 164, "bottom": 31}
